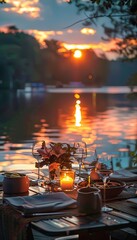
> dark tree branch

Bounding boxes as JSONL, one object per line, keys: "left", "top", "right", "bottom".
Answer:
{"left": 64, "top": 13, "right": 136, "bottom": 29}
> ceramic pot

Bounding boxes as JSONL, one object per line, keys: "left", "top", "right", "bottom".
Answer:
{"left": 3, "top": 174, "right": 29, "bottom": 194}
{"left": 77, "top": 186, "right": 102, "bottom": 214}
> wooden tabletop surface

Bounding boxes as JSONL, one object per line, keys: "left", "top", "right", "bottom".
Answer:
{"left": 0, "top": 170, "right": 137, "bottom": 240}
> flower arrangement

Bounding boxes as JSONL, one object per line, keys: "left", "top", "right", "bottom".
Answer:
{"left": 35, "top": 141, "right": 76, "bottom": 170}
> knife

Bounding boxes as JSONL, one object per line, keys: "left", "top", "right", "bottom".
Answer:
{"left": 21, "top": 211, "right": 74, "bottom": 217}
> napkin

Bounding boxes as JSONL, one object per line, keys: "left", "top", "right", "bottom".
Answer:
{"left": 127, "top": 198, "right": 137, "bottom": 205}
{"left": 110, "top": 169, "right": 137, "bottom": 181}
{"left": 4, "top": 192, "right": 77, "bottom": 216}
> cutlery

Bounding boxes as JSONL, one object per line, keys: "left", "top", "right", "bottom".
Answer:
{"left": 22, "top": 211, "right": 73, "bottom": 217}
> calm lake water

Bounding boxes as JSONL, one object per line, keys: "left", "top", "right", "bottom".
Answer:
{"left": 0, "top": 88, "right": 137, "bottom": 171}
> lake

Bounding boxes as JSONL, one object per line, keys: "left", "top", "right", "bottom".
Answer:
{"left": 0, "top": 87, "right": 137, "bottom": 171}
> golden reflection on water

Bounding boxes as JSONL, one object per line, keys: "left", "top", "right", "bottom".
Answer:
{"left": 75, "top": 99, "right": 81, "bottom": 127}
{"left": 0, "top": 92, "right": 137, "bottom": 171}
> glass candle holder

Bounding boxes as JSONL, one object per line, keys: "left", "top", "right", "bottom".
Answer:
{"left": 60, "top": 169, "right": 75, "bottom": 191}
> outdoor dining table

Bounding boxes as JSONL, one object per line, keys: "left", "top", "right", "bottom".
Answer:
{"left": 0, "top": 170, "right": 137, "bottom": 240}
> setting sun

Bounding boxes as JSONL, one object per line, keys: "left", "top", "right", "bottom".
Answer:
{"left": 73, "top": 50, "right": 82, "bottom": 58}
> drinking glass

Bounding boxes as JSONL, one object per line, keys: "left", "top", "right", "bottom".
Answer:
{"left": 32, "top": 140, "right": 45, "bottom": 182}
{"left": 73, "top": 141, "right": 87, "bottom": 182}
{"left": 84, "top": 146, "right": 98, "bottom": 186}
{"left": 97, "top": 152, "right": 113, "bottom": 212}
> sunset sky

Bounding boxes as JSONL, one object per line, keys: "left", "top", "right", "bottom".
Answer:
{"left": 0, "top": 0, "right": 120, "bottom": 59}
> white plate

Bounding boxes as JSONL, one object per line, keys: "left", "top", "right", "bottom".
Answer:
{"left": 110, "top": 169, "right": 137, "bottom": 181}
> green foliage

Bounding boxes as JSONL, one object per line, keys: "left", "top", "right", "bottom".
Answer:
{"left": 36, "top": 141, "right": 77, "bottom": 169}
{"left": 0, "top": 29, "right": 42, "bottom": 89}
{"left": 130, "top": 150, "right": 137, "bottom": 165}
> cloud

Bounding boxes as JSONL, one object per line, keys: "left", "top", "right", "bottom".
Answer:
{"left": 27, "top": 29, "right": 64, "bottom": 46}
{"left": 67, "top": 29, "right": 73, "bottom": 33}
{"left": 81, "top": 28, "right": 96, "bottom": 35}
{"left": 2, "top": 0, "right": 41, "bottom": 18}
{"left": 56, "top": 0, "right": 69, "bottom": 3}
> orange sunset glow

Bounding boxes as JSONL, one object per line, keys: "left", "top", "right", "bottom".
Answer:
{"left": 26, "top": 30, "right": 123, "bottom": 59}
{"left": 73, "top": 50, "right": 82, "bottom": 58}
{"left": 1, "top": 24, "right": 136, "bottom": 60}
{"left": 0, "top": 0, "right": 123, "bottom": 62}
{"left": 1, "top": 2, "right": 137, "bottom": 60}
{"left": 0, "top": 0, "right": 137, "bottom": 179}
{"left": 0, "top": 27, "right": 122, "bottom": 59}
{"left": 3, "top": 0, "right": 40, "bottom": 18}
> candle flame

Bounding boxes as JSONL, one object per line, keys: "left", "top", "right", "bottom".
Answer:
{"left": 64, "top": 176, "right": 71, "bottom": 181}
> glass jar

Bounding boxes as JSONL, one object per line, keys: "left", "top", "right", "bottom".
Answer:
{"left": 60, "top": 169, "right": 75, "bottom": 191}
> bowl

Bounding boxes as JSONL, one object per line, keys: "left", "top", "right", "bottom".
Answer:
{"left": 77, "top": 180, "right": 126, "bottom": 199}
{"left": 92, "top": 180, "right": 126, "bottom": 199}
{"left": 3, "top": 173, "right": 29, "bottom": 194}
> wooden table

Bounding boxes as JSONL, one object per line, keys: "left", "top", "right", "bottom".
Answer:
{"left": 30, "top": 199, "right": 137, "bottom": 240}
{"left": 30, "top": 177, "right": 137, "bottom": 240}
{"left": 0, "top": 171, "right": 137, "bottom": 240}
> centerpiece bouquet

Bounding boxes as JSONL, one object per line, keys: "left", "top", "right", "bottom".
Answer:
{"left": 35, "top": 141, "right": 76, "bottom": 180}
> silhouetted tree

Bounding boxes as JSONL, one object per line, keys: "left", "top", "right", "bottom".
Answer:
{"left": 67, "top": 0, "right": 137, "bottom": 60}
{"left": 0, "top": 26, "right": 42, "bottom": 89}
{"left": 7, "top": 25, "right": 19, "bottom": 34}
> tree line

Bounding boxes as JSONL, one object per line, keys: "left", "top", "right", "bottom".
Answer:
{"left": 0, "top": 26, "right": 110, "bottom": 90}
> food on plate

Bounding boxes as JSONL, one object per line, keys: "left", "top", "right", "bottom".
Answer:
{"left": 5, "top": 172, "right": 24, "bottom": 178}
{"left": 94, "top": 181, "right": 122, "bottom": 188}
{"left": 78, "top": 179, "right": 126, "bottom": 199}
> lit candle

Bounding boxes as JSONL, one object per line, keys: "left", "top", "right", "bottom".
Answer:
{"left": 60, "top": 175, "right": 74, "bottom": 191}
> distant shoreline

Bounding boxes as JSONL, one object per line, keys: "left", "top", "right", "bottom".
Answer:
{"left": 16, "top": 86, "right": 137, "bottom": 94}
{"left": 45, "top": 86, "right": 137, "bottom": 94}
